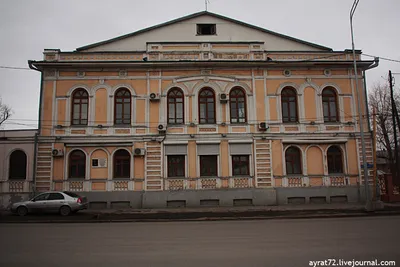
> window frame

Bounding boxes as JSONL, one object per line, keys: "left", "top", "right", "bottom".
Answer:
{"left": 167, "top": 155, "right": 186, "bottom": 178}
{"left": 281, "top": 87, "right": 298, "bottom": 123}
{"left": 327, "top": 146, "right": 344, "bottom": 174}
{"left": 200, "top": 155, "right": 218, "bottom": 177}
{"left": 9, "top": 150, "right": 27, "bottom": 180}
{"left": 167, "top": 88, "right": 185, "bottom": 125}
{"left": 113, "top": 149, "right": 131, "bottom": 179}
{"left": 69, "top": 150, "right": 86, "bottom": 179}
{"left": 229, "top": 87, "right": 247, "bottom": 124}
{"left": 196, "top": 24, "right": 217, "bottom": 35}
{"left": 198, "top": 88, "right": 216, "bottom": 124}
{"left": 322, "top": 87, "right": 339, "bottom": 123}
{"left": 71, "top": 89, "right": 89, "bottom": 126}
{"left": 232, "top": 155, "right": 250, "bottom": 176}
{"left": 114, "top": 88, "right": 132, "bottom": 125}
{"left": 48, "top": 193, "right": 65, "bottom": 200}
{"left": 32, "top": 193, "right": 50, "bottom": 202}
{"left": 285, "top": 147, "right": 302, "bottom": 175}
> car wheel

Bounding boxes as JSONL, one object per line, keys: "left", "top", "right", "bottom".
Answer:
{"left": 59, "top": 206, "right": 71, "bottom": 216}
{"left": 17, "top": 206, "right": 28, "bottom": 216}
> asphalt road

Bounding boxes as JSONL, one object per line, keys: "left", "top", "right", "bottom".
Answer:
{"left": 1, "top": 216, "right": 399, "bottom": 267}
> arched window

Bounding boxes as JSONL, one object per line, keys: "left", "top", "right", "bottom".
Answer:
{"left": 285, "top": 147, "right": 302, "bottom": 175}
{"left": 113, "top": 149, "right": 131, "bottom": 178}
{"left": 230, "top": 87, "right": 247, "bottom": 123}
{"left": 322, "top": 87, "right": 338, "bottom": 122}
{"left": 167, "top": 88, "right": 184, "bottom": 124}
{"left": 327, "top": 146, "right": 343, "bottom": 174}
{"left": 72, "top": 89, "right": 89, "bottom": 125}
{"left": 69, "top": 150, "right": 86, "bottom": 178}
{"left": 198, "top": 88, "right": 215, "bottom": 124}
{"left": 9, "top": 150, "right": 27, "bottom": 179}
{"left": 281, "top": 87, "right": 298, "bottom": 123}
{"left": 114, "top": 88, "right": 131, "bottom": 125}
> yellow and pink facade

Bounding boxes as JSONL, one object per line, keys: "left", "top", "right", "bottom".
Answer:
{"left": 27, "top": 11, "right": 377, "bottom": 207}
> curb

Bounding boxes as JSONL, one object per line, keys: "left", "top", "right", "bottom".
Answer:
{"left": 1, "top": 210, "right": 399, "bottom": 224}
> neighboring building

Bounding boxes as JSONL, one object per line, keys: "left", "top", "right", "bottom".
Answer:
{"left": 28, "top": 11, "right": 377, "bottom": 208}
{"left": 0, "top": 129, "right": 37, "bottom": 209}
{"left": 376, "top": 150, "right": 399, "bottom": 174}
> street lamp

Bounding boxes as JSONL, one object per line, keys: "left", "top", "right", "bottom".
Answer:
{"left": 350, "top": 0, "right": 371, "bottom": 209}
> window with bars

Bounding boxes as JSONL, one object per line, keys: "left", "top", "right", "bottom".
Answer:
{"left": 281, "top": 87, "right": 298, "bottom": 123}
{"left": 322, "top": 87, "right": 339, "bottom": 122}
{"left": 167, "top": 88, "right": 184, "bottom": 124}
{"left": 167, "top": 155, "right": 185, "bottom": 177}
{"left": 199, "top": 88, "right": 216, "bottom": 124}
{"left": 200, "top": 155, "right": 218, "bottom": 177}
{"left": 327, "top": 146, "right": 343, "bottom": 174}
{"left": 69, "top": 150, "right": 86, "bottom": 178}
{"left": 230, "top": 87, "right": 247, "bottom": 123}
{"left": 114, "top": 88, "right": 131, "bottom": 125}
{"left": 71, "top": 89, "right": 88, "bottom": 125}
{"left": 113, "top": 149, "right": 131, "bottom": 178}
{"left": 232, "top": 155, "right": 250, "bottom": 176}
{"left": 285, "top": 147, "right": 302, "bottom": 175}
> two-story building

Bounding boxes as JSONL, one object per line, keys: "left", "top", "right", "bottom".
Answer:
{"left": 28, "top": 11, "right": 377, "bottom": 208}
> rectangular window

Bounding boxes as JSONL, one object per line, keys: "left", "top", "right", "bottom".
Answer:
{"left": 200, "top": 155, "right": 218, "bottom": 177}
{"left": 232, "top": 155, "right": 250, "bottom": 176}
{"left": 168, "top": 155, "right": 185, "bottom": 177}
{"left": 197, "top": 24, "right": 216, "bottom": 35}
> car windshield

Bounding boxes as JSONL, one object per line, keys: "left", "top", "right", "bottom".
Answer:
{"left": 63, "top": 191, "right": 80, "bottom": 198}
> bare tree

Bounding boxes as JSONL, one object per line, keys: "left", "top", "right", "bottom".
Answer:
{"left": 368, "top": 82, "right": 400, "bottom": 174}
{"left": 0, "top": 97, "right": 12, "bottom": 126}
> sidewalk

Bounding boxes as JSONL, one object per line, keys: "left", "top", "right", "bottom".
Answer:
{"left": 1, "top": 202, "right": 400, "bottom": 223}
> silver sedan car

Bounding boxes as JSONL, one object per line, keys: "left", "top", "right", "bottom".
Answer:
{"left": 11, "top": 191, "right": 88, "bottom": 216}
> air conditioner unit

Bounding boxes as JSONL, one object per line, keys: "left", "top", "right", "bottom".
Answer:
{"left": 219, "top": 93, "right": 228, "bottom": 103}
{"left": 158, "top": 123, "right": 167, "bottom": 132}
{"left": 134, "top": 148, "right": 146, "bottom": 156}
{"left": 92, "top": 158, "right": 107, "bottom": 168}
{"left": 258, "top": 122, "right": 269, "bottom": 131}
{"left": 149, "top": 93, "right": 160, "bottom": 101}
{"left": 52, "top": 149, "right": 64, "bottom": 157}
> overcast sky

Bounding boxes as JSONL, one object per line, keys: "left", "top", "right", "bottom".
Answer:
{"left": 0, "top": 0, "right": 399, "bottom": 130}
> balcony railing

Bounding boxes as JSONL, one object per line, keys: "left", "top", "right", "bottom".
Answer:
{"left": 0, "top": 180, "right": 33, "bottom": 193}
{"left": 165, "top": 177, "right": 253, "bottom": 191}
{"left": 323, "top": 175, "right": 350, "bottom": 186}
{"left": 282, "top": 176, "right": 308, "bottom": 187}
{"left": 59, "top": 180, "right": 134, "bottom": 192}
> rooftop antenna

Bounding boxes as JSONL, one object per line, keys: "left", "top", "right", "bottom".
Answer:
{"left": 205, "top": 0, "right": 210, "bottom": 11}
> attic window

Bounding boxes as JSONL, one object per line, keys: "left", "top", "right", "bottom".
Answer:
{"left": 197, "top": 24, "right": 216, "bottom": 35}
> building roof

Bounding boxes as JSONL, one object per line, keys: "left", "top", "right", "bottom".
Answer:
{"left": 76, "top": 11, "right": 332, "bottom": 52}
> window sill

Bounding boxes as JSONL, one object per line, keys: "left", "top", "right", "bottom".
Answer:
{"left": 167, "top": 124, "right": 185, "bottom": 127}
{"left": 70, "top": 125, "right": 88, "bottom": 128}
{"left": 113, "top": 124, "right": 132, "bottom": 128}
{"left": 230, "top": 122, "right": 248, "bottom": 125}
{"left": 113, "top": 177, "right": 131, "bottom": 180}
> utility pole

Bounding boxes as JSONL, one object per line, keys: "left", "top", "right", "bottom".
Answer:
{"left": 372, "top": 106, "right": 377, "bottom": 201}
{"left": 350, "top": 0, "right": 370, "bottom": 208}
{"left": 389, "top": 70, "right": 399, "bottom": 185}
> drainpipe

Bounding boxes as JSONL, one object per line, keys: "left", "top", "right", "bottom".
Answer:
{"left": 32, "top": 132, "right": 38, "bottom": 196}
{"left": 363, "top": 57, "right": 379, "bottom": 132}
{"left": 28, "top": 60, "right": 43, "bottom": 196}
